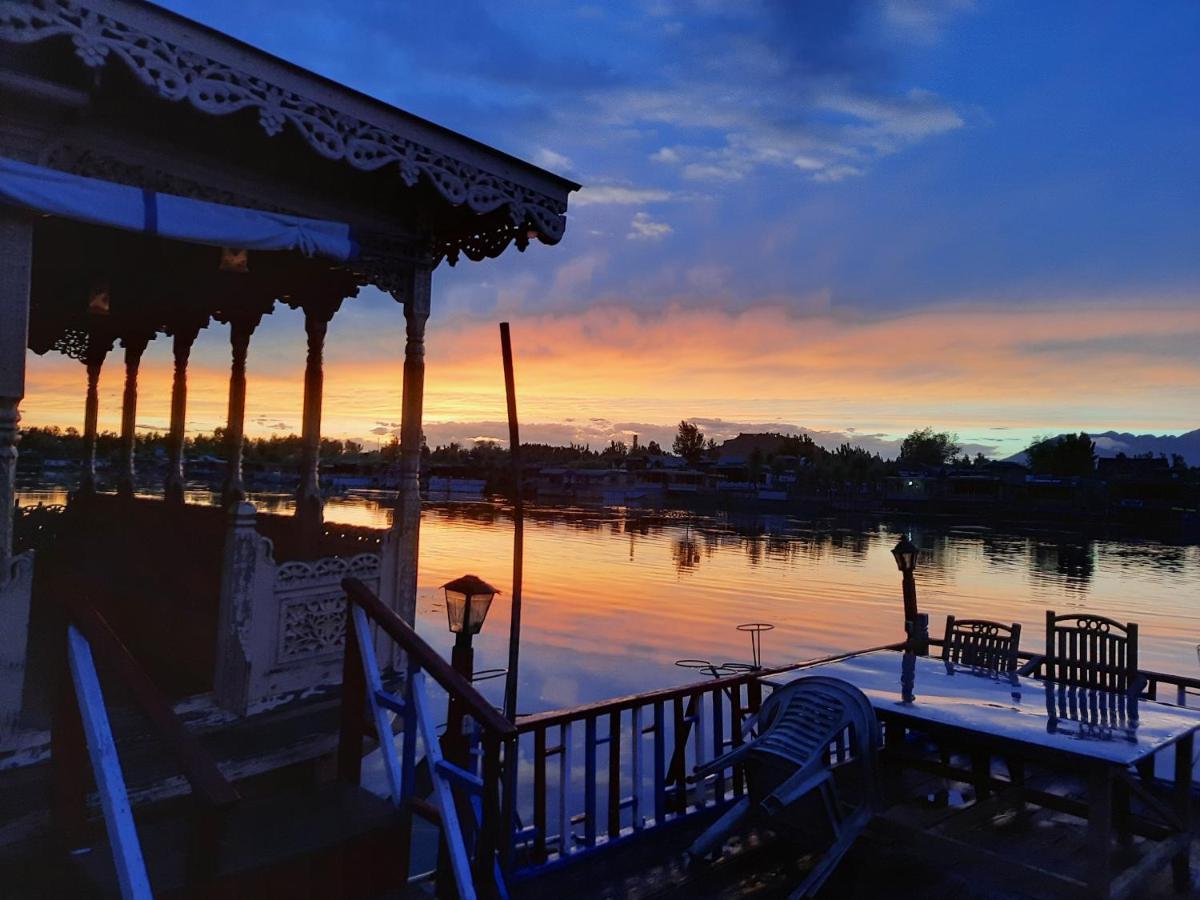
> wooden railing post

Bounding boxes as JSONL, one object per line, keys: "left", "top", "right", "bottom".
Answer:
{"left": 337, "top": 597, "right": 366, "bottom": 785}
{"left": 607, "top": 710, "right": 621, "bottom": 839}
{"left": 476, "top": 732, "right": 503, "bottom": 896}
{"left": 533, "top": 727, "right": 547, "bottom": 863}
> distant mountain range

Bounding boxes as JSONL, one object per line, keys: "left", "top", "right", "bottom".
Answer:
{"left": 1004, "top": 429, "right": 1200, "bottom": 467}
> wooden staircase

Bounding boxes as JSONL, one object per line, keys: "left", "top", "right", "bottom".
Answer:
{"left": 19, "top": 582, "right": 512, "bottom": 899}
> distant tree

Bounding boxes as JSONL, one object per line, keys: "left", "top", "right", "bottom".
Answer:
{"left": 898, "top": 427, "right": 960, "bottom": 467}
{"left": 646, "top": 440, "right": 663, "bottom": 455}
{"left": 381, "top": 434, "right": 401, "bottom": 463}
{"left": 1025, "top": 432, "right": 1095, "bottom": 476}
{"left": 601, "top": 440, "right": 628, "bottom": 463}
{"left": 673, "top": 420, "right": 705, "bottom": 464}
{"left": 748, "top": 447, "right": 764, "bottom": 485}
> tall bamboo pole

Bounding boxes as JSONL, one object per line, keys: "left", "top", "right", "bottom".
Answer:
{"left": 500, "top": 323, "right": 524, "bottom": 722}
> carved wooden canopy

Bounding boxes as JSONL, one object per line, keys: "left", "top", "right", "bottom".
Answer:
{"left": 0, "top": 0, "right": 578, "bottom": 270}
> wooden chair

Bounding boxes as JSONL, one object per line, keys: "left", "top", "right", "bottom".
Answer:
{"left": 941, "top": 616, "right": 1022, "bottom": 672}
{"left": 1035, "top": 610, "right": 1143, "bottom": 694}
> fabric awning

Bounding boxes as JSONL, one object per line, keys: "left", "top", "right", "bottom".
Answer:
{"left": 0, "top": 156, "right": 357, "bottom": 261}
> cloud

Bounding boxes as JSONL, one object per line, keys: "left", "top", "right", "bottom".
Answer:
{"left": 627, "top": 212, "right": 673, "bottom": 240}
{"left": 252, "top": 416, "right": 293, "bottom": 431}
{"left": 574, "top": 185, "right": 673, "bottom": 207}
{"left": 533, "top": 147, "right": 574, "bottom": 172}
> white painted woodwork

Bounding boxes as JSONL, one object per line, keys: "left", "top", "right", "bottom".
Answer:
{"left": 391, "top": 267, "right": 432, "bottom": 626}
{"left": 0, "top": 210, "right": 31, "bottom": 400}
{"left": 214, "top": 501, "right": 382, "bottom": 713}
{"left": 0, "top": 210, "right": 31, "bottom": 573}
{"left": 0, "top": 210, "right": 33, "bottom": 742}
{"left": 0, "top": 549, "right": 33, "bottom": 740}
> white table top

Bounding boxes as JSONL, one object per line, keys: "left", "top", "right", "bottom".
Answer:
{"left": 763, "top": 649, "right": 1200, "bottom": 765}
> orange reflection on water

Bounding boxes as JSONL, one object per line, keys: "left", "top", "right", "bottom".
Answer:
{"left": 17, "top": 491, "right": 1199, "bottom": 715}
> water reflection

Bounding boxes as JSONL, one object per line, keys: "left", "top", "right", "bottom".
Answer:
{"left": 15, "top": 488, "right": 1200, "bottom": 713}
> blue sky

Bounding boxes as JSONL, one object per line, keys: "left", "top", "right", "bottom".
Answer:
{"left": 25, "top": 0, "right": 1200, "bottom": 457}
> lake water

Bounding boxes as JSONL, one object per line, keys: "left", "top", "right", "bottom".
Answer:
{"left": 18, "top": 488, "right": 1200, "bottom": 716}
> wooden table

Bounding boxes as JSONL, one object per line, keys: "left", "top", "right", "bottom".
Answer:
{"left": 763, "top": 650, "right": 1200, "bottom": 898}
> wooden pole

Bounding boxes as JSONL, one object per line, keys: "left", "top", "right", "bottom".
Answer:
{"left": 165, "top": 324, "right": 200, "bottom": 505}
{"left": 80, "top": 337, "right": 110, "bottom": 496}
{"left": 117, "top": 334, "right": 150, "bottom": 498}
{"left": 500, "top": 322, "right": 523, "bottom": 723}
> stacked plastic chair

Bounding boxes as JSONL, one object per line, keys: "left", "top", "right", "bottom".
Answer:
{"left": 687, "top": 676, "right": 881, "bottom": 898}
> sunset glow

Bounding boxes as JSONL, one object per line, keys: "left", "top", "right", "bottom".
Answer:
{"left": 17, "top": 1, "right": 1200, "bottom": 457}
{"left": 23, "top": 291, "right": 1200, "bottom": 459}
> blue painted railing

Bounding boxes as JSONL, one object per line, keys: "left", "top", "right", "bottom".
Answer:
{"left": 52, "top": 601, "right": 238, "bottom": 899}
{"left": 340, "top": 577, "right": 517, "bottom": 900}
{"left": 65, "top": 624, "right": 153, "bottom": 900}
{"left": 505, "top": 642, "right": 906, "bottom": 880}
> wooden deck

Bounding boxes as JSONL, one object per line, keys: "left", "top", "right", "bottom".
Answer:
{"left": 518, "top": 742, "right": 1200, "bottom": 900}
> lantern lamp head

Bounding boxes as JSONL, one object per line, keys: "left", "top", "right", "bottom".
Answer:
{"left": 891, "top": 535, "right": 918, "bottom": 574}
{"left": 442, "top": 574, "right": 500, "bottom": 636}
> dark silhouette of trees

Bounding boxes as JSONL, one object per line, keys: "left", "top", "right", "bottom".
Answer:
{"left": 673, "top": 420, "right": 705, "bottom": 464}
{"left": 899, "top": 427, "right": 960, "bottom": 467}
{"left": 1026, "top": 432, "right": 1095, "bottom": 476}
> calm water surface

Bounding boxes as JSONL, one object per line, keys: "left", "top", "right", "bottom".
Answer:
{"left": 18, "top": 489, "right": 1200, "bottom": 715}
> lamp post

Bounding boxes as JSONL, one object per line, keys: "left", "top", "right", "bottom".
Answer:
{"left": 441, "top": 574, "right": 499, "bottom": 762}
{"left": 891, "top": 535, "right": 927, "bottom": 654}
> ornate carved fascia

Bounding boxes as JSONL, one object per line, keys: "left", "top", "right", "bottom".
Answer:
{"left": 1, "top": 1, "right": 571, "bottom": 266}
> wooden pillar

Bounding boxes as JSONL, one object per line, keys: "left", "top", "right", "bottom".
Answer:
{"left": 296, "top": 300, "right": 339, "bottom": 531}
{"left": 221, "top": 313, "right": 260, "bottom": 508}
{"left": 165, "top": 325, "right": 201, "bottom": 505}
{"left": 116, "top": 333, "right": 150, "bottom": 497}
{"left": 79, "top": 336, "right": 110, "bottom": 496}
{"left": 1, "top": 209, "right": 33, "bottom": 739}
{"left": 392, "top": 267, "right": 431, "bottom": 628}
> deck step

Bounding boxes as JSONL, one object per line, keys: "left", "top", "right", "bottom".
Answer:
{"left": 71, "top": 783, "right": 408, "bottom": 899}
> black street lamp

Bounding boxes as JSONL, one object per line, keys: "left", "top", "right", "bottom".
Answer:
{"left": 443, "top": 574, "right": 499, "bottom": 647}
{"left": 891, "top": 536, "right": 926, "bottom": 653}
{"left": 441, "top": 575, "right": 499, "bottom": 764}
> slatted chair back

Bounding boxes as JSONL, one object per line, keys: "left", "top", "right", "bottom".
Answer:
{"left": 941, "top": 615, "right": 1022, "bottom": 673}
{"left": 1045, "top": 610, "right": 1139, "bottom": 693}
